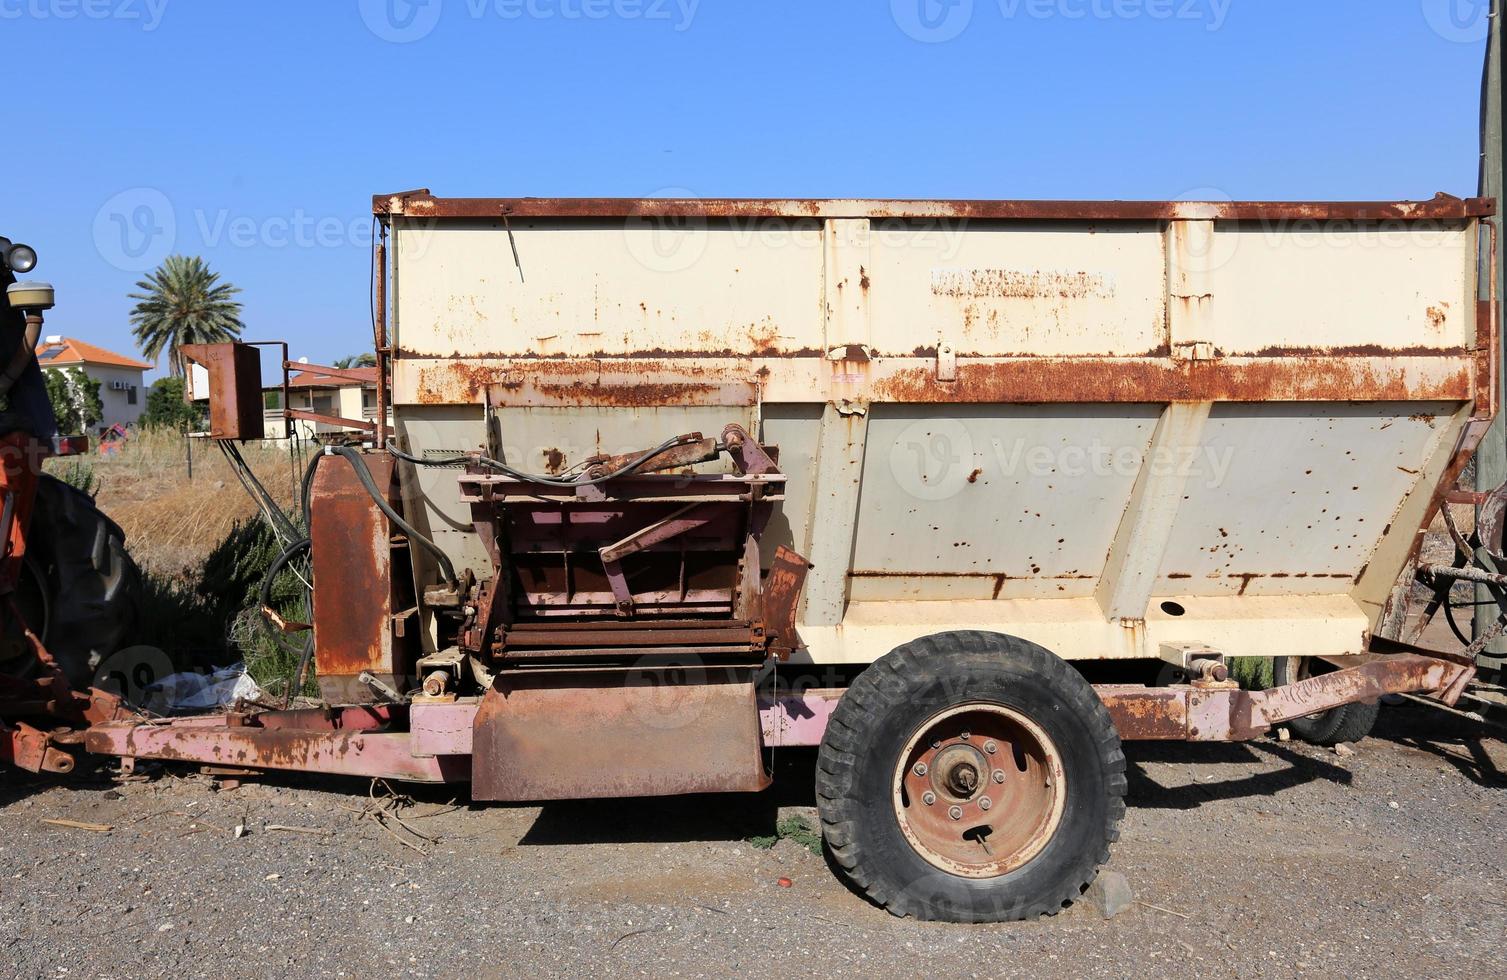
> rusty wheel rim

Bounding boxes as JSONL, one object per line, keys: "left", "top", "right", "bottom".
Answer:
{"left": 892, "top": 702, "right": 1066, "bottom": 878}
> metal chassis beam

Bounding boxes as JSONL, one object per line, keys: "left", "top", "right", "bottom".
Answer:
{"left": 74, "top": 650, "right": 1473, "bottom": 783}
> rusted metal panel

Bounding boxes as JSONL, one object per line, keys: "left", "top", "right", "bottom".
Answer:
{"left": 181, "top": 342, "right": 265, "bottom": 441}
{"left": 1153, "top": 403, "right": 1457, "bottom": 598}
{"left": 309, "top": 453, "right": 415, "bottom": 700}
{"left": 763, "top": 546, "right": 812, "bottom": 659}
{"left": 377, "top": 192, "right": 1495, "bottom": 222}
{"left": 471, "top": 669, "right": 770, "bottom": 800}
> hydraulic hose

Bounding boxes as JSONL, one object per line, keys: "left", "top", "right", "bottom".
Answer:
{"left": 385, "top": 433, "right": 701, "bottom": 489}
{"left": 260, "top": 537, "right": 311, "bottom": 610}
{"left": 327, "top": 445, "right": 458, "bottom": 590}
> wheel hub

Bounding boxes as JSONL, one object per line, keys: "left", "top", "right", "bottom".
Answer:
{"left": 893, "top": 702, "right": 1066, "bottom": 879}
{"left": 933, "top": 744, "right": 985, "bottom": 799}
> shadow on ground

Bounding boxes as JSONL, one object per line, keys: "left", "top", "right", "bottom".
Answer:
{"left": 1122, "top": 739, "right": 1353, "bottom": 810}
{"left": 521, "top": 748, "right": 821, "bottom": 845}
{"left": 1370, "top": 699, "right": 1505, "bottom": 788}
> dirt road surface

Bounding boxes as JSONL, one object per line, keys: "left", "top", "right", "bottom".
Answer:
{"left": 2, "top": 702, "right": 1503, "bottom": 978}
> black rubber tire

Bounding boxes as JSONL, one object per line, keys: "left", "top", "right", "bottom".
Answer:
{"left": 1272, "top": 656, "right": 1379, "bottom": 746}
{"left": 816, "top": 631, "right": 1126, "bottom": 923}
{"left": 22, "top": 474, "right": 143, "bottom": 687}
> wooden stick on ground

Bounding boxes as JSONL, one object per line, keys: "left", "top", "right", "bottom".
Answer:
{"left": 41, "top": 818, "right": 113, "bottom": 833}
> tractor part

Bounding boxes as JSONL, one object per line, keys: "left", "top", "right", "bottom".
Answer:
{"left": 0, "top": 238, "right": 37, "bottom": 275}
{"left": 13, "top": 474, "right": 143, "bottom": 688}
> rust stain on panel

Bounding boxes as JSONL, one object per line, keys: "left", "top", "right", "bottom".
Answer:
{"left": 871, "top": 357, "right": 1473, "bottom": 403}
{"left": 931, "top": 269, "right": 1115, "bottom": 300}
{"left": 1097, "top": 688, "right": 1189, "bottom": 740}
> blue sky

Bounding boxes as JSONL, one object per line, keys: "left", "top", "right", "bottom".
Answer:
{"left": 4, "top": 0, "right": 1493, "bottom": 377}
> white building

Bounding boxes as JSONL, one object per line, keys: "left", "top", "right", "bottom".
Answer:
{"left": 34, "top": 335, "right": 151, "bottom": 433}
{"left": 264, "top": 366, "right": 386, "bottom": 441}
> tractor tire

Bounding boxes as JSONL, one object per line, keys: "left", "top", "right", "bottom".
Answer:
{"left": 1272, "top": 655, "right": 1379, "bottom": 746}
{"left": 20, "top": 474, "right": 143, "bottom": 687}
{"left": 816, "top": 631, "right": 1126, "bottom": 923}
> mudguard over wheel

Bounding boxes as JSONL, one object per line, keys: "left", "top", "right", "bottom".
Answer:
{"left": 1272, "top": 655, "right": 1379, "bottom": 746}
{"left": 816, "top": 631, "right": 1126, "bottom": 923}
{"left": 21, "top": 474, "right": 142, "bottom": 687}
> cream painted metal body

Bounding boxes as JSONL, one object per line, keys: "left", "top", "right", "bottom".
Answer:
{"left": 378, "top": 194, "right": 1494, "bottom": 667}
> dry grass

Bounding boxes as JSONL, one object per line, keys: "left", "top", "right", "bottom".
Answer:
{"left": 55, "top": 428, "right": 304, "bottom": 579}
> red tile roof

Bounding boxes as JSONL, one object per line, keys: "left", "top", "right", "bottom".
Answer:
{"left": 285, "top": 367, "right": 379, "bottom": 389}
{"left": 35, "top": 338, "right": 152, "bottom": 370}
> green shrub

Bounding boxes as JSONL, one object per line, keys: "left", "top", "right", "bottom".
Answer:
{"left": 133, "top": 517, "right": 314, "bottom": 696}
{"left": 749, "top": 815, "right": 823, "bottom": 856}
{"left": 44, "top": 367, "right": 102, "bottom": 435}
{"left": 1228, "top": 656, "right": 1274, "bottom": 690}
{"left": 47, "top": 458, "right": 99, "bottom": 497}
{"left": 142, "top": 377, "right": 206, "bottom": 432}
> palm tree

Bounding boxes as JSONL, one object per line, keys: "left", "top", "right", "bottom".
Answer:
{"left": 334, "top": 353, "right": 377, "bottom": 369}
{"left": 129, "top": 256, "right": 245, "bottom": 376}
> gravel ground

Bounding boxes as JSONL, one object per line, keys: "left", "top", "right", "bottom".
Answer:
{"left": 1, "top": 701, "right": 1503, "bottom": 979}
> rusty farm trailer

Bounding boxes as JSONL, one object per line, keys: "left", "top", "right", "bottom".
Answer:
{"left": 77, "top": 192, "right": 1496, "bottom": 921}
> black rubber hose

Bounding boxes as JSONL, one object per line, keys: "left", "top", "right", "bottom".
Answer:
{"left": 328, "top": 446, "right": 459, "bottom": 589}
{"left": 260, "top": 537, "right": 311, "bottom": 610}
{"left": 385, "top": 434, "right": 699, "bottom": 488}
{"left": 299, "top": 451, "right": 321, "bottom": 531}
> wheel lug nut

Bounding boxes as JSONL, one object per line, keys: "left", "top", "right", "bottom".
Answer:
{"left": 913, "top": 762, "right": 928, "bottom": 776}
{"left": 931, "top": 740, "right": 942, "bottom": 750}
{"left": 922, "top": 791, "right": 936, "bottom": 806}
{"left": 979, "top": 796, "right": 992, "bottom": 811}
{"left": 992, "top": 769, "right": 1006, "bottom": 784}
{"left": 984, "top": 740, "right": 997, "bottom": 754}
{"left": 960, "top": 731, "right": 971, "bottom": 741}
{"left": 948, "top": 806, "right": 962, "bottom": 821}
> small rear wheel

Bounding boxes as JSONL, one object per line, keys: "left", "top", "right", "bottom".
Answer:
{"left": 816, "top": 631, "right": 1126, "bottom": 922}
{"left": 1272, "top": 655, "right": 1379, "bottom": 746}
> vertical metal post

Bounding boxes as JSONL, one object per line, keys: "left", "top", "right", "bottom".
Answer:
{"left": 374, "top": 226, "right": 389, "bottom": 450}
{"left": 1476, "top": 3, "right": 1506, "bottom": 660}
